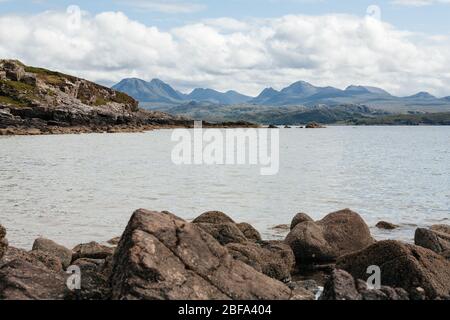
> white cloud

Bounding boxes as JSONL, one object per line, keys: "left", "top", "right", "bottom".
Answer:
{"left": 0, "top": 10, "right": 449, "bottom": 97}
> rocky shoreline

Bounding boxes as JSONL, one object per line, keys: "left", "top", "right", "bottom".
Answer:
{"left": 0, "top": 60, "right": 257, "bottom": 136}
{"left": 0, "top": 208, "right": 448, "bottom": 300}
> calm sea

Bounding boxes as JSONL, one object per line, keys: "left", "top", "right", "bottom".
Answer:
{"left": 0, "top": 126, "right": 449, "bottom": 249}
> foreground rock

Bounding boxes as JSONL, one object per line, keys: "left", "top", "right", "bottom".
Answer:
{"left": 192, "top": 211, "right": 295, "bottom": 281}
{"left": 0, "top": 260, "right": 67, "bottom": 300}
{"left": 337, "top": 240, "right": 450, "bottom": 299}
{"left": 110, "top": 209, "right": 292, "bottom": 300}
{"left": 0, "top": 224, "right": 7, "bottom": 260}
{"left": 320, "top": 269, "right": 409, "bottom": 300}
{"left": 32, "top": 238, "right": 72, "bottom": 269}
{"left": 415, "top": 225, "right": 450, "bottom": 259}
{"left": 285, "top": 209, "right": 374, "bottom": 264}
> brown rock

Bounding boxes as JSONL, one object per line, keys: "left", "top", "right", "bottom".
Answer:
{"left": 65, "top": 269, "right": 110, "bottom": 300}
{"left": 0, "top": 224, "right": 7, "bottom": 260}
{"left": 195, "top": 222, "right": 247, "bottom": 245}
{"left": 337, "top": 240, "right": 450, "bottom": 299}
{"left": 72, "top": 258, "right": 105, "bottom": 273}
{"left": 110, "top": 209, "right": 292, "bottom": 300}
{"left": 0, "top": 260, "right": 67, "bottom": 300}
{"left": 107, "top": 237, "right": 121, "bottom": 246}
{"left": 431, "top": 224, "right": 450, "bottom": 235}
{"left": 285, "top": 221, "right": 335, "bottom": 263}
{"left": 306, "top": 122, "right": 325, "bottom": 129}
{"left": 290, "top": 212, "right": 313, "bottom": 230}
{"left": 1, "top": 246, "right": 63, "bottom": 272}
{"left": 27, "top": 250, "right": 63, "bottom": 272}
{"left": 32, "top": 238, "right": 72, "bottom": 269}
{"left": 376, "top": 221, "right": 399, "bottom": 230}
{"left": 192, "top": 211, "right": 235, "bottom": 224}
{"left": 72, "top": 241, "right": 115, "bottom": 261}
{"left": 236, "top": 223, "right": 262, "bottom": 242}
{"left": 285, "top": 209, "right": 374, "bottom": 264}
{"left": 415, "top": 227, "right": 450, "bottom": 257}
{"left": 226, "top": 240, "right": 295, "bottom": 282}
{"left": 320, "top": 269, "right": 362, "bottom": 300}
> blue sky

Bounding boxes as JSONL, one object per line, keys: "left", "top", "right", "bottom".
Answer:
{"left": 1, "top": 0, "right": 450, "bottom": 96}
{"left": 1, "top": 0, "right": 449, "bottom": 33}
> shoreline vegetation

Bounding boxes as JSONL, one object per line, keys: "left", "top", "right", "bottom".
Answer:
{"left": 0, "top": 209, "right": 449, "bottom": 300}
{"left": 1, "top": 59, "right": 449, "bottom": 137}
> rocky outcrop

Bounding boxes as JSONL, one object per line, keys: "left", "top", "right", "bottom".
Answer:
{"left": 0, "top": 259, "right": 67, "bottom": 300}
{"left": 320, "top": 269, "right": 409, "bottom": 300}
{"left": 0, "top": 224, "right": 7, "bottom": 260}
{"left": 0, "top": 60, "right": 192, "bottom": 135}
{"left": 415, "top": 226, "right": 450, "bottom": 258}
{"left": 337, "top": 240, "right": 450, "bottom": 299}
{"left": 285, "top": 209, "right": 374, "bottom": 264}
{"left": 32, "top": 238, "right": 72, "bottom": 269}
{"left": 110, "top": 209, "right": 292, "bottom": 300}
{"left": 376, "top": 221, "right": 399, "bottom": 230}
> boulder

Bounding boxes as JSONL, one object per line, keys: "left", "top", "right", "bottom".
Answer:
{"left": 0, "top": 259, "right": 67, "bottom": 300}
{"left": 236, "top": 223, "right": 262, "bottom": 242}
{"left": 195, "top": 222, "right": 247, "bottom": 245}
{"left": 110, "top": 209, "right": 292, "bottom": 300}
{"left": 192, "top": 211, "right": 235, "bottom": 224}
{"left": 320, "top": 269, "right": 361, "bottom": 300}
{"left": 32, "top": 238, "right": 72, "bottom": 269}
{"left": 337, "top": 240, "right": 450, "bottom": 299}
{"left": 72, "top": 242, "right": 114, "bottom": 261}
{"left": 415, "top": 227, "right": 450, "bottom": 257}
{"left": 290, "top": 212, "right": 313, "bottom": 230}
{"left": 226, "top": 240, "right": 295, "bottom": 282}
{"left": 376, "top": 221, "right": 399, "bottom": 230}
{"left": 0, "top": 224, "right": 7, "bottom": 260}
{"left": 285, "top": 209, "right": 374, "bottom": 264}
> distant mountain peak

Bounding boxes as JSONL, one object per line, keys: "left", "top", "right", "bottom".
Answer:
{"left": 407, "top": 91, "right": 436, "bottom": 99}
{"left": 345, "top": 85, "right": 390, "bottom": 95}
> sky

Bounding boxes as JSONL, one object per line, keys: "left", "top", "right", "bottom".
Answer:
{"left": 0, "top": 0, "right": 450, "bottom": 96}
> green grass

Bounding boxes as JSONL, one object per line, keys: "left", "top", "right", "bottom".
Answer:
{"left": 0, "top": 95, "right": 27, "bottom": 107}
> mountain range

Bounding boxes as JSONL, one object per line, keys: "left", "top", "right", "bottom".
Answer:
{"left": 112, "top": 78, "right": 251, "bottom": 106}
{"left": 112, "top": 78, "right": 450, "bottom": 113}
